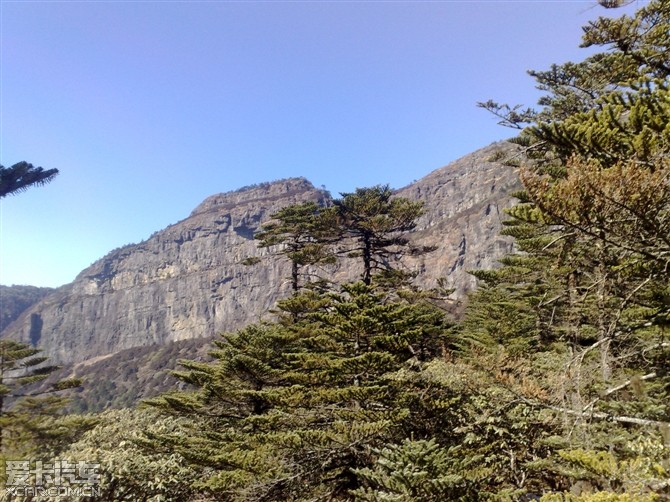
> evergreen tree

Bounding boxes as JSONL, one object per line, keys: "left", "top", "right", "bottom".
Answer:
{"left": 0, "top": 341, "right": 82, "bottom": 451}
{"left": 467, "top": 1, "right": 670, "bottom": 497}
{"left": 351, "top": 438, "right": 466, "bottom": 501}
{"left": 146, "top": 283, "right": 452, "bottom": 500}
{"left": 145, "top": 184, "right": 438, "bottom": 499}
{"left": 255, "top": 201, "right": 336, "bottom": 292}
{"left": 333, "top": 185, "right": 424, "bottom": 285}
{"left": 144, "top": 321, "right": 303, "bottom": 498}
{"left": 0, "top": 340, "right": 91, "bottom": 494}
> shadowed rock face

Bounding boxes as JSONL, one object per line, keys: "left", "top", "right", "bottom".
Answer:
{"left": 0, "top": 285, "right": 54, "bottom": 333}
{"left": 2, "top": 142, "right": 520, "bottom": 364}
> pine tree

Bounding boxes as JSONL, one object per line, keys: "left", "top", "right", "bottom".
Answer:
{"left": 351, "top": 438, "right": 467, "bottom": 501}
{"left": 143, "top": 184, "right": 439, "bottom": 499}
{"left": 144, "top": 321, "right": 304, "bottom": 498}
{"left": 333, "top": 185, "right": 424, "bottom": 285}
{"left": 255, "top": 201, "right": 337, "bottom": 292}
{"left": 467, "top": 1, "right": 670, "bottom": 497}
{"left": 146, "top": 283, "right": 452, "bottom": 500}
{"left": 0, "top": 340, "right": 87, "bottom": 479}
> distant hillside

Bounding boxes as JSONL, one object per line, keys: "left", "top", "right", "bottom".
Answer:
{"left": 0, "top": 285, "right": 54, "bottom": 333}
{"left": 54, "top": 337, "right": 214, "bottom": 412}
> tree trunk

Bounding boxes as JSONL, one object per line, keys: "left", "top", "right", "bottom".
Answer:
{"left": 362, "top": 233, "right": 372, "bottom": 285}
{"left": 292, "top": 260, "right": 299, "bottom": 292}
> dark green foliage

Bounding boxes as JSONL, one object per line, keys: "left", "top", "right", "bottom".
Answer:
{"left": 528, "top": 81, "right": 670, "bottom": 167}
{"left": 0, "top": 340, "right": 91, "bottom": 471}
{"left": 145, "top": 282, "right": 452, "bottom": 500}
{"left": 470, "top": 1, "right": 670, "bottom": 498}
{"left": 254, "top": 188, "right": 426, "bottom": 291}
{"left": 241, "top": 256, "right": 262, "bottom": 266}
{"left": 4, "top": 396, "right": 96, "bottom": 460}
{"left": 0, "top": 341, "right": 81, "bottom": 407}
{"left": 351, "top": 438, "right": 468, "bottom": 501}
{"left": 480, "top": 0, "right": 670, "bottom": 171}
{"left": 582, "top": 1, "right": 670, "bottom": 78}
{"left": 334, "top": 185, "right": 424, "bottom": 285}
{"left": 0, "top": 161, "right": 59, "bottom": 197}
{"left": 255, "top": 201, "right": 336, "bottom": 291}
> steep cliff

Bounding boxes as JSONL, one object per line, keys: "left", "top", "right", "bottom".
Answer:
{"left": 397, "top": 142, "right": 520, "bottom": 295}
{"left": 5, "top": 178, "right": 329, "bottom": 364}
{"left": 2, "top": 142, "right": 519, "bottom": 365}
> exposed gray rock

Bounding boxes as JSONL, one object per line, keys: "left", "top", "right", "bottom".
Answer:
{"left": 397, "top": 141, "right": 520, "bottom": 296}
{"left": 5, "top": 178, "right": 328, "bottom": 364}
{"left": 2, "top": 142, "right": 520, "bottom": 364}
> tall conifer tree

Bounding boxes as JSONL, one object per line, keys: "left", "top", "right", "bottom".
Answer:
{"left": 333, "top": 185, "right": 424, "bottom": 285}
{"left": 255, "top": 201, "right": 337, "bottom": 292}
{"left": 467, "top": 1, "right": 670, "bottom": 497}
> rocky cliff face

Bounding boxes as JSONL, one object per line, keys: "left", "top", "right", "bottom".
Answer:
{"left": 5, "top": 179, "right": 329, "bottom": 364}
{"left": 3, "top": 142, "right": 519, "bottom": 365}
{"left": 397, "top": 142, "right": 520, "bottom": 295}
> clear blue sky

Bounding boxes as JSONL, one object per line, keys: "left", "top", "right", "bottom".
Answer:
{"left": 0, "top": 1, "right": 640, "bottom": 288}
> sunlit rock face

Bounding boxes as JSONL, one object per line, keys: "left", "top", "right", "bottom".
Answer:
{"left": 396, "top": 141, "right": 520, "bottom": 296}
{"left": 3, "top": 142, "right": 519, "bottom": 364}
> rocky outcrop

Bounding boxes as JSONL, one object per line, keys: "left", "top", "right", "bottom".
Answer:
{"left": 2, "top": 142, "right": 519, "bottom": 365}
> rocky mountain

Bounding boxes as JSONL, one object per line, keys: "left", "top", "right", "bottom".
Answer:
{"left": 2, "top": 142, "right": 520, "bottom": 367}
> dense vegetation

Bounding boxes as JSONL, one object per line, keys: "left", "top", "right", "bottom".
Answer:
{"left": 1, "top": 1, "right": 668, "bottom": 500}
{"left": 0, "top": 340, "right": 90, "bottom": 474}
{"left": 62, "top": 338, "right": 214, "bottom": 413}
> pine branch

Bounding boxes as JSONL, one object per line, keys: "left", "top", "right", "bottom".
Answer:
{"left": 518, "top": 394, "right": 669, "bottom": 428}
{"left": 581, "top": 372, "right": 657, "bottom": 413}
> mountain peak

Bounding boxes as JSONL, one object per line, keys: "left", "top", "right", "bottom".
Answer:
{"left": 190, "top": 177, "right": 326, "bottom": 217}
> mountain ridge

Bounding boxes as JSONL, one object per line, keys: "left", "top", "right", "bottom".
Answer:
{"left": 2, "top": 141, "right": 520, "bottom": 366}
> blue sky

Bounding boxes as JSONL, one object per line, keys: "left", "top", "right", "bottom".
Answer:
{"left": 0, "top": 1, "right": 640, "bottom": 288}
